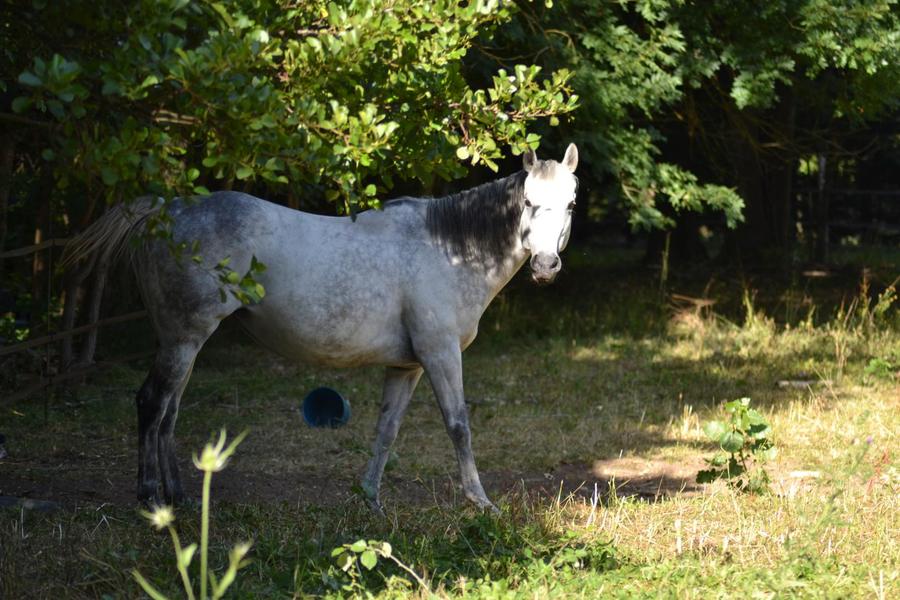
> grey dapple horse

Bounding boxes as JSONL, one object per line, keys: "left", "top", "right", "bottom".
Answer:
{"left": 66, "top": 145, "right": 579, "bottom": 512}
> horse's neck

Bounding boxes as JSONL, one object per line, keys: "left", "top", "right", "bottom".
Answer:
{"left": 426, "top": 171, "right": 528, "bottom": 302}
{"left": 468, "top": 239, "right": 529, "bottom": 304}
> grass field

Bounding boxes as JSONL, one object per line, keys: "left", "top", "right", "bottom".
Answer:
{"left": 1, "top": 246, "right": 898, "bottom": 598}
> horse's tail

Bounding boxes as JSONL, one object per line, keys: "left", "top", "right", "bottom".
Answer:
{"left": 60, "top": 197, "right": 163, "bottom": 270}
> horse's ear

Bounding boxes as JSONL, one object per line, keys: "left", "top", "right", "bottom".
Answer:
{"left": 562, "top": 143, "right": 578, "bottom": 173}
{"left": 523, "top": 148, "right": 537, "bottom": 173}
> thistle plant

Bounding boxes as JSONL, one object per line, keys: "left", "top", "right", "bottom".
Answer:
{"left": 133, "top": 429, "right": 250, "bottom": 600}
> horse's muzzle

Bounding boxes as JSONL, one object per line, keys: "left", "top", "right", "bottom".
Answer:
{"left": 530, "top": 253, "right": 561, "bottom": 285}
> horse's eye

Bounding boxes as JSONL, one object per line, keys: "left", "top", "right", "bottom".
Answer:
{"left": 524, "top": 198, "right": 533, "bottom": 208}
{"left": 567, "top": 201, "right": 576, "bottom": 211}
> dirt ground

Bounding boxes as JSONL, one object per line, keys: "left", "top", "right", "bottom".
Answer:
{"left": 0, "top": 450, "right": 703, "bottom": 511}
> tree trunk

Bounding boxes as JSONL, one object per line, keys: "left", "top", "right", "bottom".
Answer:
{"left": 0, "top": 137, "right": 14, "bottom": 274}
{"left": 813, "top": 154, "right": 829, "bottom": 263}
{"left": 644, "top": 212, "right": 709, "bottom": 268}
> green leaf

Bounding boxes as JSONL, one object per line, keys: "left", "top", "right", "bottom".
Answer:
{"left": 11, "top": 96, "right": 31, "bottom": 113}
{"left": 747, "top": 423, "right": 771, "bottom": 440}
{"left": 702, "top": 420, "right": 726, "bottom": 441}
{"left": 720, "top": 431, "right": 744, "bottom": 453}
{"left": 336, "top": 552, "right": 354, "bottom": 572}
{"left": 101, "top": 80, "right": 121, "bottom": 95}
{"left": 41, "top": 148, "right": 55, "bottom": 161}
{"left": 746, "top": 408, "right": 766, "bottom": 426}
{"left": 759, "top": 446, "right": 778, "bottom": 461}
{"left": 456, "top": 147, "right": 470, "bottom": 160}
{"left": 178, "top": 543, "right": 197, "bottom": 569}
{"left": 100, "top": 166, "right": 118, "bottom": 186}
{"left": 250, "top": 256, "right": 266, "bottom": 272}
{"left": 349, "top": 539, "right": 367, "bottom": 553}
{"left": 235, "top": 166, "right": 253, "bottom": 180}
{"left": 46, "top": 99, "right": 64, "bottom": 118}
{"left": 18, "top": 71, "right": 42, "bottom": 87}
{"left": 210, "top": 2, "right": 236, "bottom": 28}
{"left": 708, "top": 452, "right": 728, "bottom": 466}
{"left": 360, "top": 550, "right": 377, "bottom": 570}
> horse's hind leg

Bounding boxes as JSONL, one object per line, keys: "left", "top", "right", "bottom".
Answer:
{"left": 361, "top": 366, "right": 423, "bottom": 513}
{"left": 136, "top": 341, "right": 202, "bottom": 505}
{"left": 157, "top": 357, "right": 196, "bottom": 504}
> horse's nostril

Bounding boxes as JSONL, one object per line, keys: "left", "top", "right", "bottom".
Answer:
{"left": 550, "top": 255, "right": 560, "bottom": 270}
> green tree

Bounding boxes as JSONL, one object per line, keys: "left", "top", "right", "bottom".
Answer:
{"left": 3, "top": 0, "right": 576, "bottom": 219}
{"left": 494, "top": 0, "right": 899, "bottom": 262}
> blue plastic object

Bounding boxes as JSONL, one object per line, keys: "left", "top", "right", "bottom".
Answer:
{"left": 302, "top": 387, "right": 351, "bottom": 428}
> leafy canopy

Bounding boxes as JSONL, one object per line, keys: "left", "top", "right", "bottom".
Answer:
{"left": 5, "top": 0, "right": 577, "bottom": 216}
{"left": 507, "top": 0, "right": 899, "bottom": 229}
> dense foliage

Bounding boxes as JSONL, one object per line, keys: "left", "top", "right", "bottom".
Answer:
{"left": 4, "top": 0, "right": 898, "bottom": 252}
{"left": 497, "top": 0, "right": 899, "bottom": 254}
{"left": 2, "top": 0, "right": 576, "bottom": 225}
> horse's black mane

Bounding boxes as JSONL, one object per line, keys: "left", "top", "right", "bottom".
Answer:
{"left": 423, "top": 171, "right": 527, "bottom": 262}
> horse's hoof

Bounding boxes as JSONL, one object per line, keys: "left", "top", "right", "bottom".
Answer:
{"left": 476, "top": 500, "right": 500, "bottom": 515}
{"left": 174, "top": 495, "right": 201, "bottom": 511}
{"left": 139, "top": 496, "right": 164, "bottom": 509}
{"left": 466, "top": 495, "right": 499, "bottom": 515}
{"left": 137, "top": 485, "right": 162, "bottom": 508}
{"left": 163, "top": 488, "right": 191, "bottom": 507}
{"left": 364, "top": 496, "right": 387, "bottom": 518}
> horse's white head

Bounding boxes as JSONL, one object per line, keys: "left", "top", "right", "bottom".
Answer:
{"left": 520, "top": 143, "right": 578, "bottom": 285}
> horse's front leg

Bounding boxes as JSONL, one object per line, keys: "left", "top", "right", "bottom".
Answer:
{"left": 361, "top": 366, "right": 423, "bottom": 514}
{"left": 418, "top": 343, "right": 496, "bottom": 512}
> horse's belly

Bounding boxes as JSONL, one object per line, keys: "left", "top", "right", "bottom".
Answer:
{"left": 236, "top": 308, "right": 414, "bottom": 368}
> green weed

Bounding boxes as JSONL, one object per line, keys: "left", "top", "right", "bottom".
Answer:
{"left": 697, "top": 398, "right": 775, "bottom": 493}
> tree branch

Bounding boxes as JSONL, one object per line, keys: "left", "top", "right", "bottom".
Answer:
{"left": 0, "top": 112, "right": 55, "bottom": 130}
